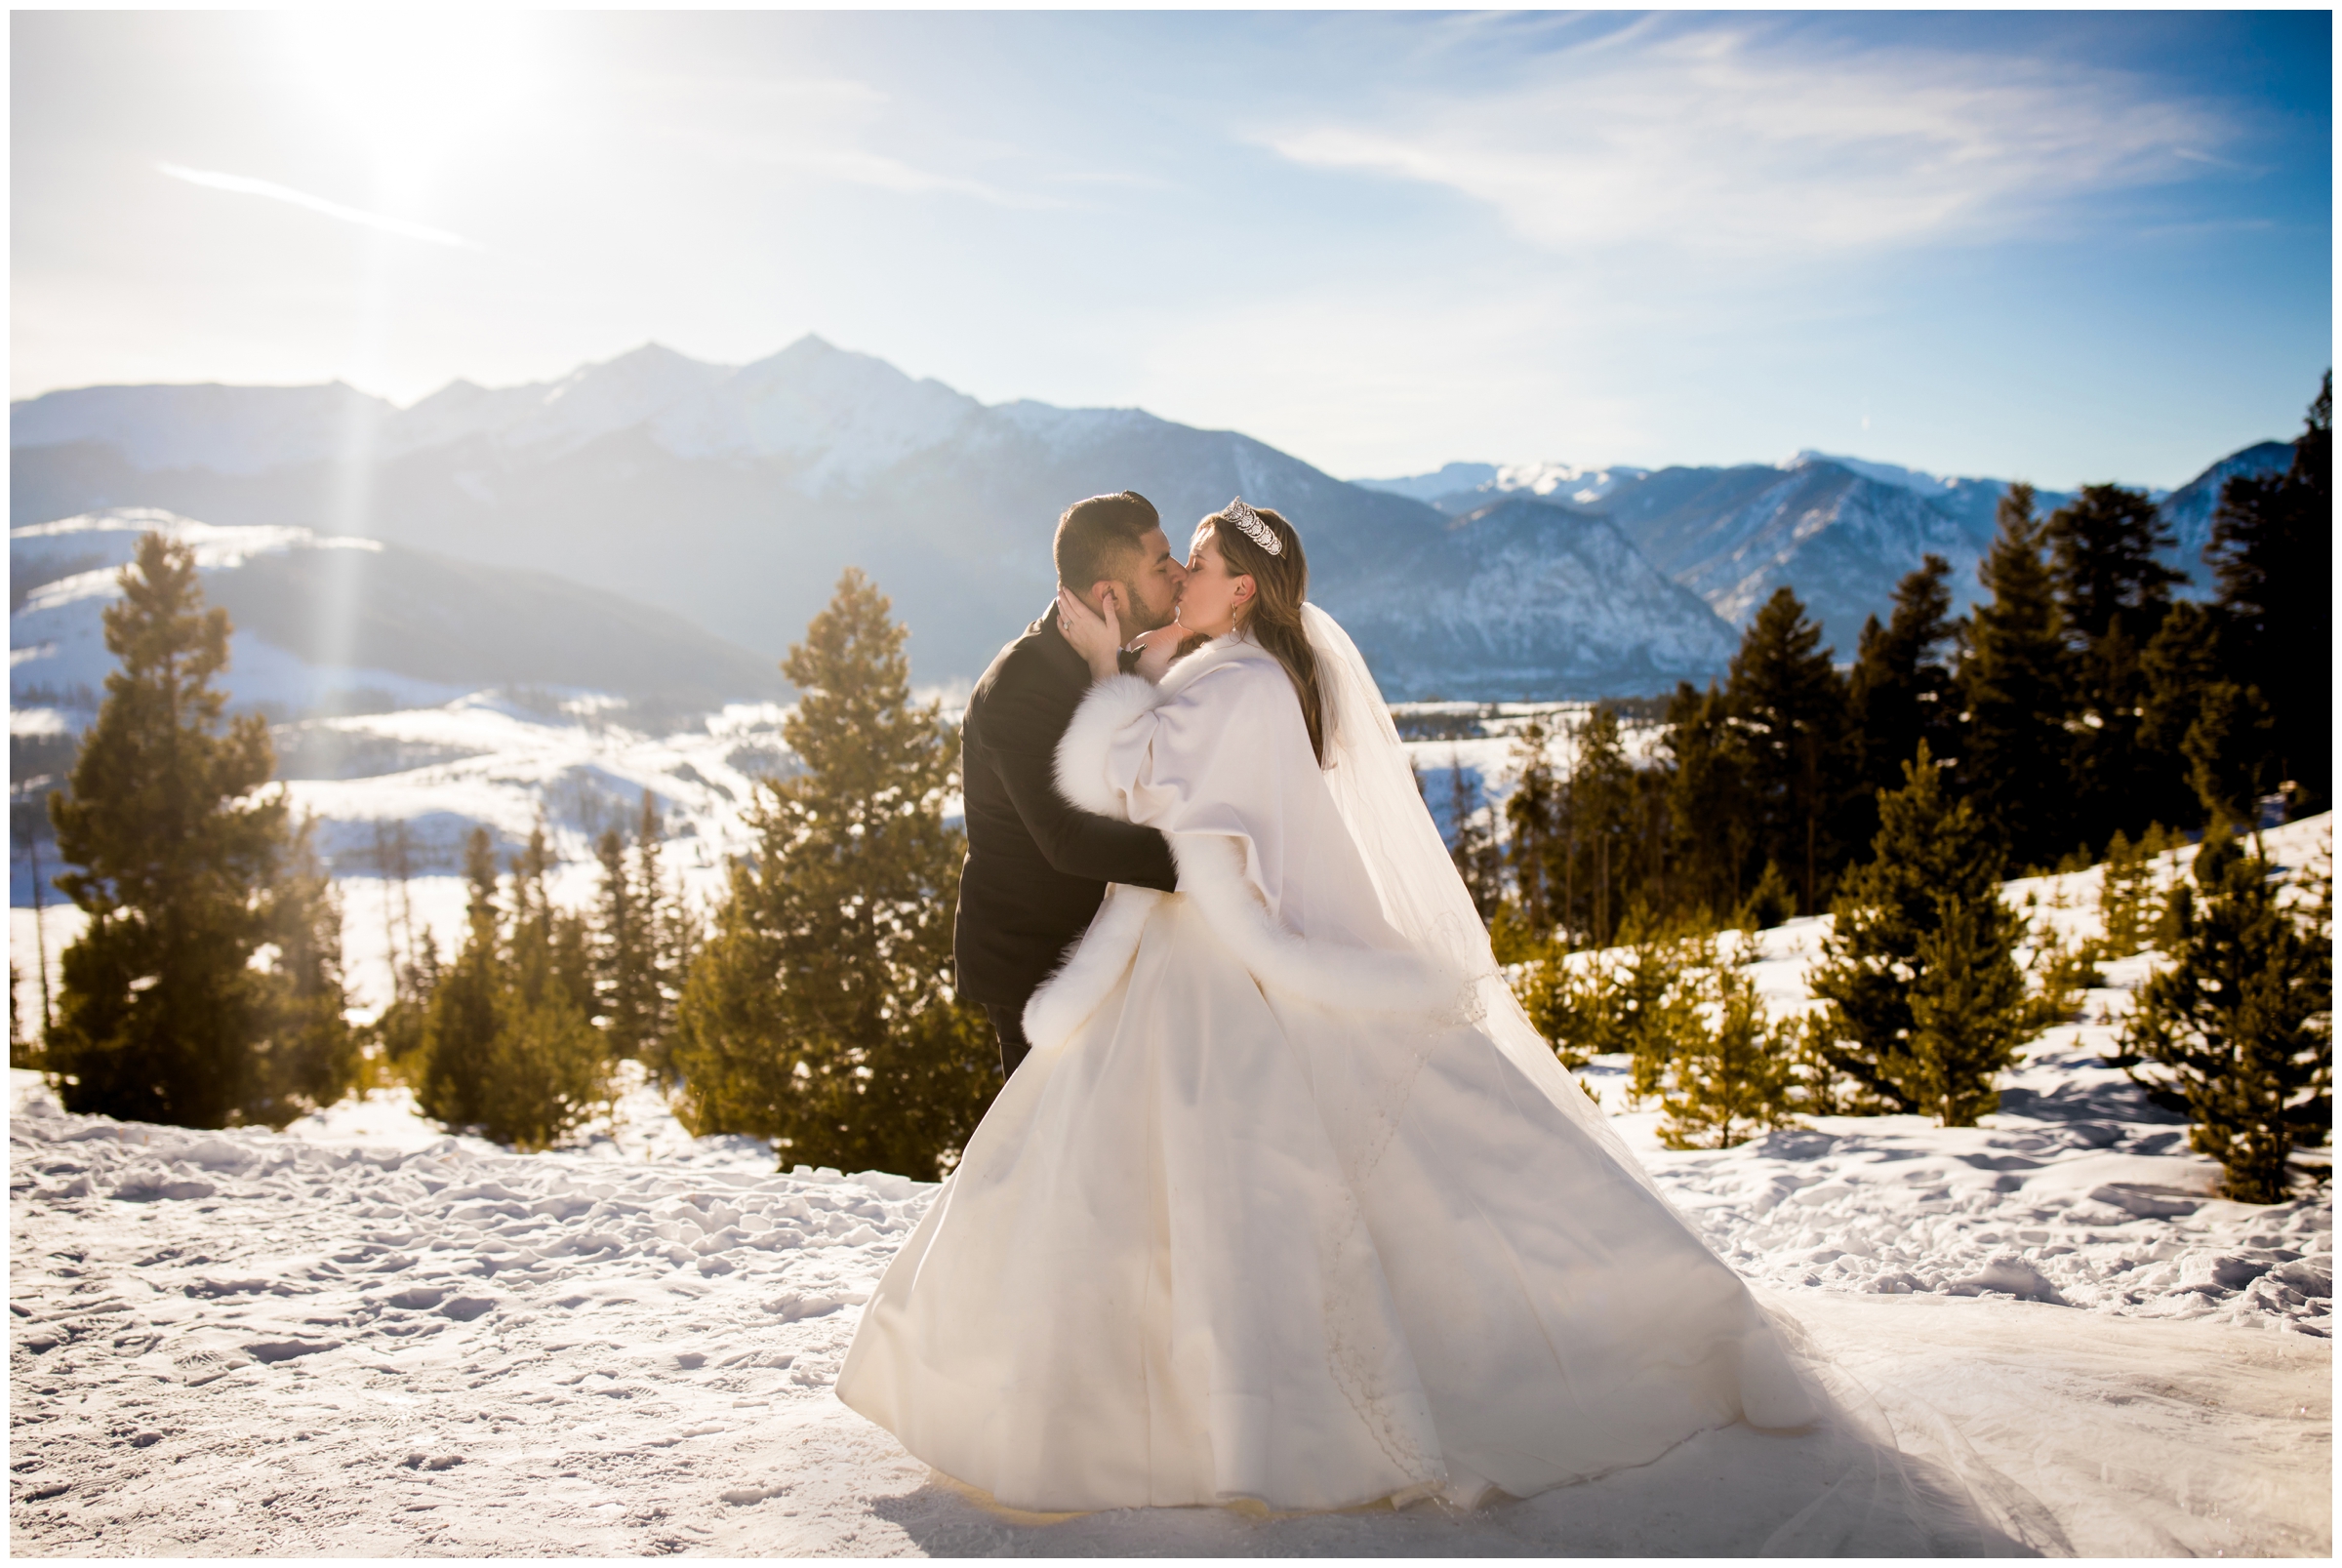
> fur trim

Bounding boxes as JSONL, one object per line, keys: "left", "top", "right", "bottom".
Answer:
{"left": 1023, "top": 885, "right": 1163, "bottom": 1051}
{"left": 1052, "top": 673, "right": 1161, "bottom": 820}
{"left": 1170, "top": 835, "right": 1464, "bottom": 1020}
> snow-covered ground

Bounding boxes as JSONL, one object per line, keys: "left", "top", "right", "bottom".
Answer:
{"left": 10, "top": 824, "right": 2329, "bottom": 1556}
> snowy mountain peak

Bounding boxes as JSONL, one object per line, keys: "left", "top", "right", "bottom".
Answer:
{"left": 1355, "top": 460, "right": 1653, "bottom": 513}
{"left": 1779, "top": 449, "right": 1979, "bottom": 497}
{"left": 1490, "top": 461, "right": 1654, "bottom": 507}
{"left": 1352, "top": 462, "right": 1502, "bottom": 503}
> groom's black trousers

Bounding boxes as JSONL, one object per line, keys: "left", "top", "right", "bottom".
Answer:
{"left": 985, "top": 1004, "right": 1033, "bottom": 1079}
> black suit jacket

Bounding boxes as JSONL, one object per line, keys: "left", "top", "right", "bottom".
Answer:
{"left": 953, "top": 607, "right": 1179, "bottom": 1007}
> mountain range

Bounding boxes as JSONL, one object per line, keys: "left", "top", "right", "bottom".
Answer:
{"left": 12, "top": 340, "right": 1732, "bottom": 699}
{"left": 1361, "top": 442, "right": 2290, "bottom": 654}
{"left": 12, "top": 339, "right": 2291, "bottom": 701}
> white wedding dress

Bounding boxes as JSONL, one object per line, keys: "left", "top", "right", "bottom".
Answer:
{"left": 835, "top": 606, "right": 1820, "bottom": 1515}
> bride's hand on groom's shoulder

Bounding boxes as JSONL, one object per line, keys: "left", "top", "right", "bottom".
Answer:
{"left": 1130, "top": 624, "right": 1190, "bottom": 684}
{"left": 1056, "top": 586, "right": 1123, "bottom": 681}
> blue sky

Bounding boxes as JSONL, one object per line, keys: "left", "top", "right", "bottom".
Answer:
{"left": 11, "top": 10, "right": 2330, "bottom": 489}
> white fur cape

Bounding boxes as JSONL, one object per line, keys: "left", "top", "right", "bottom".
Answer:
{"left": 1023, "top": 649, "right": 1464, "bottom": 1051}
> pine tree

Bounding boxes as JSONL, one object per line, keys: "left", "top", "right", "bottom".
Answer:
{"left": 2097, "top": 827, "right": 2174, "bottom": 957}
{"left": 2043, "top": 485, "right": 2186, "bottom": 846}
{"left": 1957, "top": 483, "right": 2074, "bottom": 868}
{"left": 1660, "top": 682, "right": 1753, "bottom": 921}
{"left": 1733, "top": 860, "right": 1796, "bottom": 932}
{"left": 1846, "top": 554, "right": 1958, "bottom": 823}
{"left": 2205, "top": 373, "right": 2331, "bottom": 813}
{"left": 1522, "top": 913, "right": 1702, "bottom": 1087}
{"left": 670, "top": 570, "right": 994, "bottom": 1179}
{"left": 632, "top": 788, "right": 695, "bottom": 1078}
{"left": 1809, "top": 743, "right": 2027, "bottom": 1117}
{"left": 44, "top": 533, "right": 343, "bottom": 1128}
{"left": 1658, "top": 949, "right": 1802, "bottom": 1149}
{"left": 594, "top": 821, "right": 656, "bottom": 1061}
{"left": 1441, "top": 754, "right": 1505, "bottom": 923}
{"left": 1904, "top": 897, "right": 2030, "bottom": 1126}
{"left": 9, "top": 963, "right": 25, "bottom": 1068}
{"left": 495, "top": 825, "right": 607, "bottom": 1149}
{"left": 1725, "top": 587, "right": 1850, "bottom": 914}
{"left": 245, "top": 817, "right": 359, "bottom": 1124}
{"left": 2120, "top": 824, "right": 2331, "bottom": 1203}
{"left": 417, "top": 828, "right": 507, "bottom": 1134}
{"left": 1503, "top": 719, "right": 1561, "bottom": 940}
{"left": 416, "top": 825, "right": 606, "bottom": 1149}
{"left": 1562, "top": 706, "right": 1638, "bottom": 946}
{"left": 2182, "top": 680, "right": 2277, "bottom": 829}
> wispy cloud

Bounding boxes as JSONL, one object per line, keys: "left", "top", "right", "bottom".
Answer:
{"left": 156, "top": 162, "right": 481, "bottom": 249}
{"left": 633, "top": 75, "right": 1058, "bottom": 210}
{"left": 1265, "top": 27, "right": 2233, "bottom": 260}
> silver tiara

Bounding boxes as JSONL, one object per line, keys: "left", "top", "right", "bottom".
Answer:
{"left": 1222, "top": 497, "right": 1283, "bottom": 556}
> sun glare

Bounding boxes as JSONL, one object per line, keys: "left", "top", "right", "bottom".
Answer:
{"left": 273, "top": 12, "right": 544, "bottom": 196}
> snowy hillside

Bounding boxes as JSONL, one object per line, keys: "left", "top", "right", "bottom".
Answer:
{"left": 7, "top": 817, "right": 2329, "bottom": 1555}
{"left": 12, "top": 342, "right": 1730, "bottom": 696}
{"left": 1332, "top": 499, "right": 1737, "bottom": 696}
{"left": 10, "top": 510, "right": 786, "bottom": 718}
{"left": 11, "top": 688, "right": 795, "bottom": 1025}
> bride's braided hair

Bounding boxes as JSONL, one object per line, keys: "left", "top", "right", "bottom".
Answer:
{"left": 1200, "top": 502, "right": 1327, "bottom": 766}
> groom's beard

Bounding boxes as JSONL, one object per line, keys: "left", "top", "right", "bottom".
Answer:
{"left": 1116, "top": 581, "right": 1177, "bottom": 636}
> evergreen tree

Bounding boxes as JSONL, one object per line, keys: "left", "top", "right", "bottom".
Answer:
{"left": 1956, "top": 484, "right": 2074, "bottom": 868}
{"left": 246, "top": 817, "right": 359, "bottom": 1124}
{"left": 497, "top": 825, "right": 608, "bottom": 1149}
{"left": 2120, "top": 824, "right": 2331, "bottom": 1203}
{"left": 45, "top": 533, "right": 343, "bottom": 1128}
{"left": 2097, "top": 826, "right": 2177, "bottom": 957}
{"left": 1846, "top": 554, "right": 1958, "bottom": 823}
{"left": 2043, "top": 485, "right": 2185, "bottom": 647}
{"left": 1733, "top": 860, "right": 1796, "bottom": 932}
{"left": 1560, "top": 706, "right": 1638, "bottom": 945}
{"left": 1658, "top": 948, "right": 1802, "bottom": 1149}
{"left": 1660, "top": 682, "right": 1752, "bottom": 921}
{"left": 416, "top": 825, "right": 606, "bottom": 1149}
{"left": 2204, "top": 373, "right": 2331, "bottom": 813}
{"left": 368, "top": 929, "right": 441, "bottom": 1077}
{"left": 2043, "top": 484, "right": 2186, "bottom": 845}
{"left": 1441, "top": 756, "right": 1505, "bottom": 923}
{"left": 1904, "top": 898, "right": 2030, "bottom": 1126}
{"left": 416, "top": 828, "right": 508, "bottom": 1134}
{"left": 1502, "top": 719, "right": 1562, "bottom": 940}
{"left": 1808, "top": 744, "right": 2027, "bottom": 1117}
{"left": 9, "top": 961, "right": 27, "bottom": 1069}
{"left": 2138, "top": 600, "right": 2229, "bottom": 826}
{"left": 1725, "top": 588, "right": 1849, "bottom": 914}
{"left": 1522, "top": 912, "right": 1702, "bottom": 1088}
{"left": 671, "top": 570, "right": 994, "bottom": 1179}
{"left": 592, "top": 787, "right": 696, "bottom": 1075}
{"left": 2182, "top": 680, "right": 2277, "bottom": 830}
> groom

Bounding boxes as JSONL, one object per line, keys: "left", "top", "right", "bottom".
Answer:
{"left": 955, "top": 491, "right": 1187, "bottom": 1076}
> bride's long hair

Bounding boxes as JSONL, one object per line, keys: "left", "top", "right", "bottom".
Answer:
{"left": 1202, "top": 503, "right": 1327, "bottom": 765}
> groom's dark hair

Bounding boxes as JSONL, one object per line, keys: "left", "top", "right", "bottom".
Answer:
{"left": 1054, "top": 491, "right": 1160, "bottom": 594}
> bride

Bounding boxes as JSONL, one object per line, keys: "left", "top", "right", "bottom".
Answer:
{"left": 835, "top": 498, "right": 1821, "bottom": 1515}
